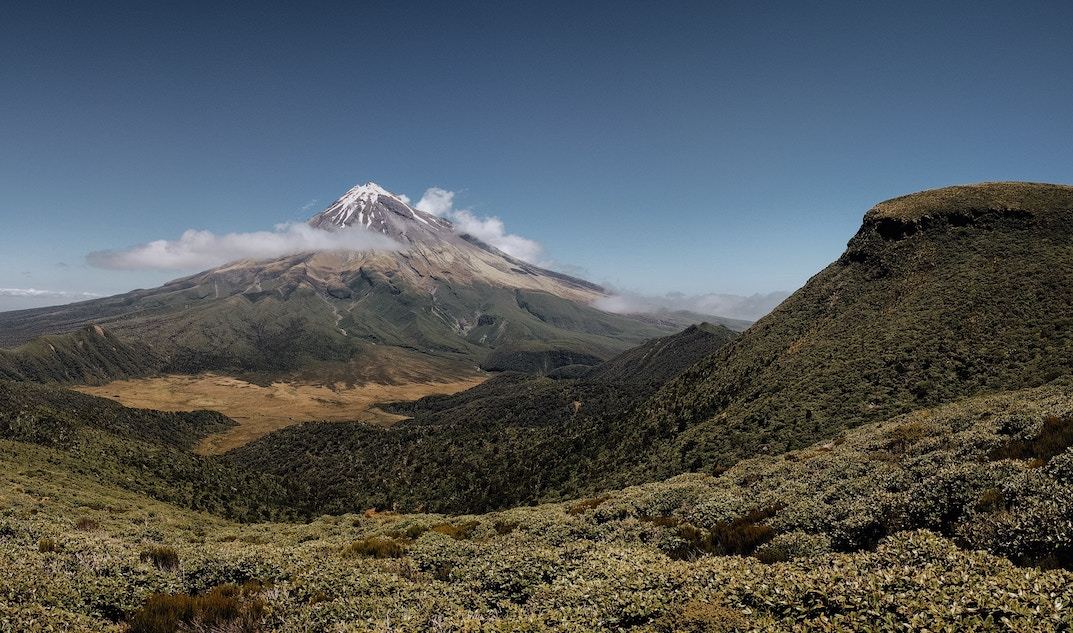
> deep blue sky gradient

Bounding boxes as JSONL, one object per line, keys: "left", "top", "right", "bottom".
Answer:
{"left": 2, "top": 1, "right": 1072, "bottom": 308}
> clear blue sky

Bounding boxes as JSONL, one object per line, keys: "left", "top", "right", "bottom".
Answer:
{"left": 2, "top": 1, "right": 1072, "bottom": 310}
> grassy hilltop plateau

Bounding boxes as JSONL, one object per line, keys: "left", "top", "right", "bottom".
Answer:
{"left": 2, "top": 182, "right": 1073, "bottom": 631}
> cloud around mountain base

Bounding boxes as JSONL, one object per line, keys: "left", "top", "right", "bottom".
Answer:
{"left": 593, "top": 289, "right": 790, "bottom": 322}
{"left": 87, "top": 223, "right": 399, "bottom": 271}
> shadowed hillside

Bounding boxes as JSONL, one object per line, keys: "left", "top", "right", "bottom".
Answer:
{"left": 0, "top": 380, "right": 294, "bottom": 521}
{"left": 0, "top": 325, "right": 163, "bottom": 384}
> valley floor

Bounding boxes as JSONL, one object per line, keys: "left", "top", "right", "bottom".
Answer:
{"left": 74, "top": 374, "right": 486, "bottom": 454}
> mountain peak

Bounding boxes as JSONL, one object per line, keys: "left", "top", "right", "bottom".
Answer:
{"left": 308, "top": 181, "right": 452, "bottom": 239}
{"left": 339, "top": 181, "right": 397, "bottom": 205}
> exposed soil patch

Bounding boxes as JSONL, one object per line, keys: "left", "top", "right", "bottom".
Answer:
{"left": 73, "top": 373, "right": 485, "bottom": 454}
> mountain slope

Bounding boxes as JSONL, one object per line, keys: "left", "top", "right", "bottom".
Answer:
{"left": 0, "top": 325, "right": 163, "bottom": 384}
{"left": 0, "top": 183, "right": 728, "bottom": 382}
{"left": 626, "top": 181, "right": 1073, "bottom": 476}
{"left": 583, "top": 322, "right": 734, "bottom": 384}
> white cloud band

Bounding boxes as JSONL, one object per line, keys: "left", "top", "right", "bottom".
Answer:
{"left": 592, "top": 290, "right": 790, "bottom": 322}
{"left": 87, "top": 223, "right": 399, "bottom": 271}
{"left": 0, "top": 287, "right": 102, "bottom": 299}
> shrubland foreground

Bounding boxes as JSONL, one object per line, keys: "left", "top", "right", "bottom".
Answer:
{"left": 2, "top": 381, "right": 1072, "bottom": 630}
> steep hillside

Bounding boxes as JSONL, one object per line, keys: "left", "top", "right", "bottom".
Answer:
{"left": 624, "top": 182, "right": 1073, "bottom": 477}
{"left": 227, "top": 323, "right": 739, "bottom": 513}
{"left": 0, "top": 325, "right": 163, "bottom": 384}
{"left": 0, "top": 183, "right": 721, "bottom": 382}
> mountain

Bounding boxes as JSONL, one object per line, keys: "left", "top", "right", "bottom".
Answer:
{"left": 227, "top": 181, "right": 1073, "bottom": 512}
{"left": 0, "top": 182, "right": 742, "bottom": 382}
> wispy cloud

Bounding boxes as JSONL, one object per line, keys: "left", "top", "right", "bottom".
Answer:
{"left": 87, "top": 223, "right": 400, "bottom": 271}
{"left": 415, "top": 187, "right": 456, "bottom": 216}
{"left": 0, "top": 288, "right": 102, "bottom": 299}
{"left": 593, "top": 289, "right": 790, "bottom": 322}
{"left": 416, "top": 188, "right": 543, "bottom": 263}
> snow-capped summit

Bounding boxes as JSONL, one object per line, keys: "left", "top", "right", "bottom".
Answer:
{"left": 335, "top": 182, "right": 399, "bottom": 209}
{"left": 308, "top": 181, "right": 452, "bottom": 242}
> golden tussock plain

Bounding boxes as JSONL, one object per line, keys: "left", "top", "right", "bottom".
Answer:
{"left": 74, "top": 373, "right": 486, "bottom": 454}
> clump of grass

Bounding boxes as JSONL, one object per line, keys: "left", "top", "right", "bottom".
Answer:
{"left": 567, "top": 495, "right": 610, "bottom": 515}
{"left": 493, "top": 520, "right": 519, "bottom": 535}
{"left": 395, "top": 523, "right": 429, "bottom": 540}
{"left": 656, "top": 598, "right": 750, "bottom": 633}
{"left": 886, "top": 421, "right": 929, "bottom": 454}
{"left": 990, "top": 415, "right": 1073, "bottom": 464}
{"left": 140, "top": 546, "right": 180, "bottom": 571}
{"left": 666, "top": 506, "right": 781, "bottom": 561}
{"left": 343, "top": 535, "right": 407, "bottom": 559}
{"left": 75, "top": 517, "right": 99, "bottom": 531}
{"left": 127, "top": 582, "right": 265, "bottom": 633}
{"left": 976, "top": 488, "right": 1006, "bottom": 513}
{"left": 430, "top": 520, "right": 480, "bottom": 540}
{"left": 641, "top": 515, "right": 682, "bottom": 527}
